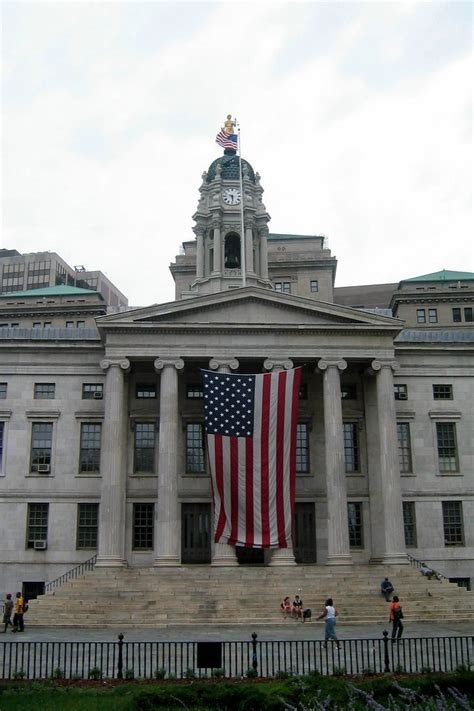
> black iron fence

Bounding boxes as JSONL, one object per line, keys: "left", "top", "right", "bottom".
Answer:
{"left": 0, "top": 633, "right": 472, "bottom": 680}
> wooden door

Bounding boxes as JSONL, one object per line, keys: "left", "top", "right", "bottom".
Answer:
{"left": 181, "top": 503, "right": 211, "bottom": 564}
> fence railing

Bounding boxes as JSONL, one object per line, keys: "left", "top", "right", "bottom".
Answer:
{"left": 406, "top": 553, "right": 449, "bottom": 582}
{"left": 44, "top": 554, "right": 97, "bottom": 594}
{"left": 0, "top": 633, "right": 472, "bottom": 680}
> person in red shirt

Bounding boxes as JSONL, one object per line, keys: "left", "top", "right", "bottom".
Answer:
{"left": 389, "top": 595, "right": 404, "bottom": 641}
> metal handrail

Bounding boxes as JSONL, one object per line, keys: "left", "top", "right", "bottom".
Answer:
{"left": 406, "top": 553, "right": 449, "bottom": 582}
{"left": 44, "top": 554, "right": 97, "bottom": 594}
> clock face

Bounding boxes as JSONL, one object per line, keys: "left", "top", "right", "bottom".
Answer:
{"left": 222, "top": 188, "right": 241, "bottom": 205}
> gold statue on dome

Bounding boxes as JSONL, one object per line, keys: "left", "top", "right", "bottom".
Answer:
{"left": 223, "top": 114, "right": 235, "bottom": 134}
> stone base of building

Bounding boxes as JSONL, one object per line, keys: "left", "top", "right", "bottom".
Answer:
{"left": 326, "top": 554, "right": 353, "bottom": 566}
{"left": 95, "top": 557, "right": 128, "bottom": 568}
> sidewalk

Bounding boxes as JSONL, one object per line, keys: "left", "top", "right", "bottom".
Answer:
{"left": 6, "top": 620, "right": 474, "bottom": 642}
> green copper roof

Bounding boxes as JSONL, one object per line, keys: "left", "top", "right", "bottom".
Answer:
{"left": 0, "top": 285, "right": 100, "bottom": 299}
{"left": 206, "top": 155, "right": 255, "bottom": 183}
{"left": 268, "top": 233, "right": 325, "bottom": 241}
{"left": 402, "top": 270, "right": 474, "bottom": 283}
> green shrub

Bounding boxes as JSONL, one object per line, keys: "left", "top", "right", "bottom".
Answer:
{"left": 153, "top": 667, "right": 166, "bottom": 679}
{"left": 88, "top": 666, "right": 103, "bottom": 680}
{"left": 211, "top": 668, "right": 225, "bottom": 678}
{"left": 125, "top": 668, "right": 135, "bottom": 680}
{"left": 12, "top": 669, "right": 26, "bottom": 679}
{"left": 51, "top": 667, "right": 64, "bottom": 679}
{"left": 333, "top": 665, "right": 346, "bottom": 677}
{"left": 184, "top": 667, "right": 196, "bottom": 679}
{"left": 245, "top": 667, "right": 258, "bottom": 678}
{"left": 274, "top": 670, "right": 291, "bottom": 679}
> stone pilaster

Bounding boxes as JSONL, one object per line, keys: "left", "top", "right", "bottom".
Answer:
{"left": 245, "top": 225, "right": 254, "bottom": 273}
{"left": 365, "top": 359, "right": 407, "bottom": 564}
{"left": 96, "top": 357, "right": 130, "bottom": 568}
{"left": 195, "top": 227, "right": 204, "bottom": 279}
{"left": 259, "top": 227, "right": 269, "bottom": 280}
{"left": 154, "top": 357, "right": 184, "bottom": 566}
{"left": 264, "top": 358, "right": 297, "bottom": 566}
{"left": 318, "top": 358, "right": 352, "bottom": 565}
{"left": 209, "top": 357, "right": 239, "bottom": 566}
{"left": 212, "top": 225, "right": 221, "bottom": 274}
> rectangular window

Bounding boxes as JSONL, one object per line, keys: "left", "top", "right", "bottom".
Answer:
{"left": 65, "top": 321, "right": 74, "bottom": 328}
{"left": 30, "top": 423, "right": 53, "bottom": 472}
{"left": 134, "top": 422, "right": 155, "bottom": 473}
{"left": 77, "top": 503, "right": 99, "bottom": 549}
{"left": 347, "top": 502, "right": 363, "bottom": 548}
{"left": 274, "top": 281, "right": 291, "bottom": 293}
{"left": 310, "top": 280, "right": 319, "bottom": 293}
{"left": 0, "top": 383, "right": 7, "bottom": 399}
{"left": 416, "top": 309, "right": 426, "bottom": 323}
{"left": 402, "top": 502, "right": 417, "bottom": 547}
{"left": 79, "top": 423, "right": 102, "bottom": 473}
{"left": 0, "top": 421, "right": 4, "bottom": 475}
{"left": 133, "top": 503, "right": 154, "bottom": 550}
{"left": 82, "top": 383, "right": 103, "bottom": 399}
{"left": 27, "top": 503, "right": 48, "bottom": 548}
{"left": 186, "top": 384, "right": 203, "bottom": 399}
{"left": 76, "top": 320, "right": 85, "bottom": 328}
{"left": 436, "top": 423, "right": 458, "bottom": 472}
{"left": 428, "top": 308, "right": 438, "bottom": 323}
{"left": 397, "top": 422, "right": 412, "bottom": 473}
{"left": 452, "top": 308, "right": 461, "bottom": 323}
{"left": 186, "top": 423, "right": 205, "bottom": 473}
{"left": 296, "top": 423, "right": 309, "bottom": 473}
{"left": 32, "top": 322, "right": 41, "bottom": 328}
{"left": 341, "top": 384, "right": 357, "bottom": 400}
{"left": 43, "top": 322, "right": 52, "bottom": 328}
{"left": 136, "top": 383, "right": 156, "bottom": 399}
{"left": 343, "top": 423, "right": 359, "bottom": 473}
{"left": 433, "top": 384, "right": 453, "bottom": 400}
{"left": 442, "top": 501, "right": 464, "bottom": 546}
{"left": 464, "top": 307, "right": 473, "bottom": 322}
{"left": 34, "top": 383, "right": 55, "bottom": 399}
{"left": 394, "top": 384, "right": 408, "bottom": 400}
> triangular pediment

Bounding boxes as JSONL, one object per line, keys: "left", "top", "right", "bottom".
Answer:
{"left": 97, "top": 287, "right": 402, "bottom": 331}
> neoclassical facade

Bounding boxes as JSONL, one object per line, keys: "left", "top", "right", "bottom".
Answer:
{"left": 0, "top": 149, "right": 473, "bottom": 598}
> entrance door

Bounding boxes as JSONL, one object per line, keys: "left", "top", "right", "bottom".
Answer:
{"left": 236, "top": 546, "right": 265, "bottom": 565}
{"left": 181, "top": 504, "right": 211, "bottom": 564}
{"left": 293, "top": 503, "right": 317, "bottom": 564}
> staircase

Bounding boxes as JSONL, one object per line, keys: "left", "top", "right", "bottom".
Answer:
{"left": 28, "top": 564, "right": 474, "bottom": 628}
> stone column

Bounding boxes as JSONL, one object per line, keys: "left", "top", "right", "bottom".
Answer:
{"left": 318, "top": 358, "right": 352, "bottom": 565}
{"left": 365, "top": 359, "right": 407, "bottom": 564}
{"left": 212, "top": 225, "right": 221, "bottom": 274}
{"left": 209, "top": 357, "right": 240, "bottom": 566}
{"left": 154, "top": 357, "right": 184, "bottom": 566}
{"left": 245, "top": 225, "right": 254, "bottom": 273}
{"left": 195, "top": 228, "right": 204, "bottom": 279}
{"left": 259, "top": 227, "right": 269, "bottom": 279}
{"left": 264, "top": 358, "right": 297, "bottom": 566}
{"left": 96, "top": 357, "right": 130, "bottom": 568}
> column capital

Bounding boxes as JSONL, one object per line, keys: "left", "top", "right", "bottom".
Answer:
{"left": 154, "top": 357, "right": 185, "bottom": 372}
{"left": 258, "top": 226, "right": 269, "bottom": 237}
{"left": 209, "top": 357, "right": 239, "bottom": 371}
{"left": 193, "top": 225, "right": 205, "bottom": 237}
{"left": 263, "top": 358, "right": 293, "bottom": 371}
{"left": 368, "top": 359, "right": 399, "bottom": 375}
{"left": 100, "top": 358, "right": 130, "bottom": 372}
{"left": 317, "top": 358, "right": 347, "bottom": 373}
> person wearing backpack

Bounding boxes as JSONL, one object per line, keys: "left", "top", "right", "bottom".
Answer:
{"left": 3, "top": 594, "right": 13, "bottom": 632}
{"left": 389, "top": 595, "right": 404, "bottom": 641}
{"left": 12, "top": 592, "right": 25, "bottom": 633}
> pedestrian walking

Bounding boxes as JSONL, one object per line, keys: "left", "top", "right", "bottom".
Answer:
{"left": 3, "top": 594, "right": 13, "bottom": 632}
{"left": 389, "top": 595, "right": 404, "bottom": 641}
{"left": 12, "top": 592, "right": 25, "bottom": 633}
{"left": 317, "top": 598, "right": 340, "bottom": 648}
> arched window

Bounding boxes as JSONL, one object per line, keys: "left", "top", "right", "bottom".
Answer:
{"left": 224, "top": 233, "right": 241, "bottom": 269}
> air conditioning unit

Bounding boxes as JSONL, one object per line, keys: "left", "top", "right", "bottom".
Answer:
{"left": 33, "top": 540, "right": 47, "bottom": 550}
{"left": 37, "top": 464, "right": 50, "bottom": 474}
{"left": 93, "top": 391, "right": 103, "bottom": 400}
{"left": 398, "top": 393, "right": 408, "bottom": 400}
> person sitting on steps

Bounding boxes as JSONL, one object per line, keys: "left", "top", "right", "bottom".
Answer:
{"left": 280, "top": 597, "right": 292, "bottom": 617}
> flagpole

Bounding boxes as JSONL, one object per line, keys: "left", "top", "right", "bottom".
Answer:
{"left": 236, "top": 120, "right": 246, "bottom": 287}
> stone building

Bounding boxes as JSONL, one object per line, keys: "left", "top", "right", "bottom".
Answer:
{"left": 0, "top": 149, "right": 473, "bottom": 600}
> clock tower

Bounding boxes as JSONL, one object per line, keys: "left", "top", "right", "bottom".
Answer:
{"left": 185, "top": 150, "right": 273, "bottom": 296}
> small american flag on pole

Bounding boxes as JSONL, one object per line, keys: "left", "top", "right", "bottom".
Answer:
{"left": 215, "top": 129, "right": 238, "bottom": 150}
{"left": 202, "top": 367, "right": 302, "bottom": 548}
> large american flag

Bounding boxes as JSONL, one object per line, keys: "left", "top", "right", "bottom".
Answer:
{"left": 202, "top": 367, "right": 301, "bottom": 548}
{"left": 215, "top": 129, "right": 238, "bottom": 151}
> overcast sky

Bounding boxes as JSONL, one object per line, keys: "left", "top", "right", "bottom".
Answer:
{"left": 2, "top": 1, "right": 473, "bottom": 306}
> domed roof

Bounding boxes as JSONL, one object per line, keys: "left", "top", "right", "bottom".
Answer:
{"left": 206, "top": 154, "right": 255, "bottom": 183}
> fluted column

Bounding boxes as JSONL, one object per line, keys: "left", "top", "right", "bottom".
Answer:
{"left": 318, "top": 358, "right": 352, "bottom": 565}
{"left": 366, "top": 359, "right": 407, "bottom": 564}
{"left": 96, "top": 357, "right": 130, "bottom": 567}
{"left": 196, "top": 228, "right": 204, "bottom": 279}
{"left": 154, "top": 357, "right": 184, "bottom": 566}
{"left": 264, "top": 358, "right": 297, "bottom": 566}
{"left": 209, "top": 357, "right": 240, "bottom": 566}
{"left": 212, "top": 225, "right": 221, "bottom": 274}
{"left": 260, "top": 227, "right": 269, "bottom": 279}
{"left": 245, "top": 225, "right": 254, "bottom": 273}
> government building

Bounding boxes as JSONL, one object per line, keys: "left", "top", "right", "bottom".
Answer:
{"left": 0, "top": 147, "right": 473, "bottom": 604}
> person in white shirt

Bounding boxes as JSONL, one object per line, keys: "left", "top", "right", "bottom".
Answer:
{"left": 317, "top": 598, "right": 340, "bottom": 648}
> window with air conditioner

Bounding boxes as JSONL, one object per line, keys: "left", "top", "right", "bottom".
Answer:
{"left": 27, "top": 503, "right": 48, "bottom": 549}
{"left": 30, "top": 423, "right": 53, "bottom": 473}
